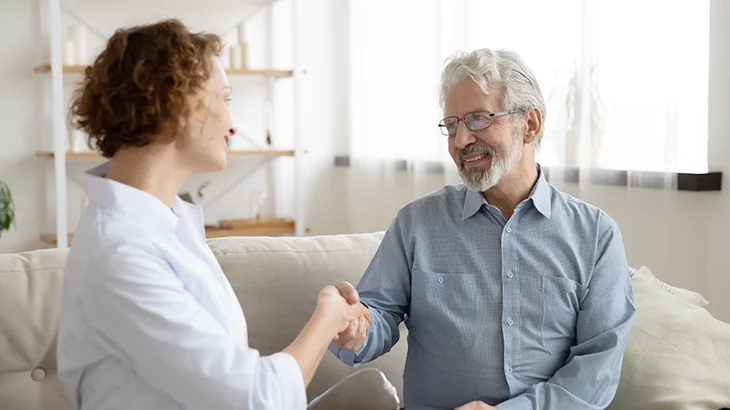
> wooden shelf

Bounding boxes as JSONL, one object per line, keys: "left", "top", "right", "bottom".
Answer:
{"left": 39, "top": 233, "right": 73, "bottom": 246}
{"left": 36, "top": 150, "right": 295, "bottom": 159}
{"left": 34, "top": 65, "right": 88, "bottom": 73}
{"left": 208, "top": 217, "right": 296, "bottom": 237}
{"left": 40, "top": 218, "right": 296, "bottom": 245}
{"left": 225, "top": 68, "right": 294, "bottom": 77}
{"left": 36, "top": 151, "right": 100, "bottom": 159}
{"left": 34, "top": 65, "right": 294, "bottom": 77}
{"left": 228, "top": 150, "right": 295, "bottom": 157}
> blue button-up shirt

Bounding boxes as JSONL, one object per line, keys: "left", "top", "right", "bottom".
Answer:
{"left": 330, "top": 170, "right": 636, "bottom": 410}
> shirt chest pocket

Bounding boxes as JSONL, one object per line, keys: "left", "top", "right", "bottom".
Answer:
{"left": 409, "top": 269, "right": 479, "bottom": 352}
{"left": 537, "top": 275, "right": 588, "bottom": 354}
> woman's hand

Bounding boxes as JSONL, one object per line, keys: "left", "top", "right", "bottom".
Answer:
{"left": 454, "top": 401, "right": 497, "bottom": 410}
{"left": 315, "top": 285, "right": 369, "bottom": 336}
{"left": 325, "top": 281, "right": 371, "bottom": 351}
{"left": 282, "top": 285, "right": 371, "bottom": 387}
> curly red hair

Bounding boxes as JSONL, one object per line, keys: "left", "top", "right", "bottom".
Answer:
{"left": 70, "top": 19, "right": 223, "bottom": 158}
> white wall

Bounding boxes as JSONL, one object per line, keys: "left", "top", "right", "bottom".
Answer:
{"left": 0, "top": 0, "right": 45, "bottom": 253}
{"left": 1, "top": 0, "right": 728, "bottom": 324}
{"left": 701, "top": 0, "right": 730, "bottom": 322}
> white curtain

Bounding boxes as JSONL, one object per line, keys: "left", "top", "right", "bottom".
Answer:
{"left": 342, "top": 0, "right": 709, "bottom": 232}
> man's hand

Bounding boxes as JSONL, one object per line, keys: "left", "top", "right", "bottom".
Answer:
{"left": 454, "top": 401, "right": 497, "bottom": 410}
{"left": 331, "top": 281, "right": 371, "bottom": 351}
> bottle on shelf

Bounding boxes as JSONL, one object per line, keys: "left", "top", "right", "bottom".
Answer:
{"left": 234, "top": 21, "right": 249, "bottom": 70}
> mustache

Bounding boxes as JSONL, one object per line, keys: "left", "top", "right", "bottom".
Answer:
{"left": 456, "top": 142, "right": 496, "bottom": 161}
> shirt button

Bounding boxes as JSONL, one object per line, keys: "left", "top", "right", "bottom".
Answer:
{"left": 507, "top": 318, "right": 514, "bottom": 326}
{"left": 507, "top": 366, "right": 513, "bottom": 374}
{"left": 437, "top": 277, "right": 444, "bottom": 284}
{"left": 573, "top": 283, "right": 578, "bottom": 291}
{"left": 505, "top": 227, "right": 512, "bottom": 233}
{"left": 507, "top": 271, "right": 514, "bottom": 279}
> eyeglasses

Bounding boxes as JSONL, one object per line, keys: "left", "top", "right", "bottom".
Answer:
{"left": 438, "top": 109, "right": 527, "bottom": 136}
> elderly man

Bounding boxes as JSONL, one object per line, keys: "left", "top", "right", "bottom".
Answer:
{"left": 330, "top": 49, "right": 636, "bottom": 410}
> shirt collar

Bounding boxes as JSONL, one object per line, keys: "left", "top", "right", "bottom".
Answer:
{"left": 529, "top": 166, "right": 551, "bottom": 219}
{"left": 82, "top": 161, "right": 197, "bottom": 235}
{"left": 462, "top": 188, "right": 487, "bottom": 221}
{"left": 461, "top": 165, "right": 552, "bottom": 220}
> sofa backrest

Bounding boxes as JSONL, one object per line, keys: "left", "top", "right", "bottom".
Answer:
{"left": 0, "top": 248, "right": 71, "bottom": 410}
{"left": 0, "top": 233, "right": 404, "bottom": 410}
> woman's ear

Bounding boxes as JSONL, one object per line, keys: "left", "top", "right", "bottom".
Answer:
{"left": 523, "top": 107, "right": 543, "bottom": 145}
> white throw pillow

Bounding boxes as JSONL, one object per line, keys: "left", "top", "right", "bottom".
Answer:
{"left": 631, "top": 265, "right": 709, "bottom": 307}
{"left": 607, "top": 270, "right": 730, "bottom": 410}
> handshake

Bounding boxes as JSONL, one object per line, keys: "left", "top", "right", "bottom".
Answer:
{"left": 315, "top": 282, "right": 372, "bottom": 352}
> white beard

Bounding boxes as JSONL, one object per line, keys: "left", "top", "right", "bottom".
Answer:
{"left": 459, "top": 132, "right": 524, "bottom": 192}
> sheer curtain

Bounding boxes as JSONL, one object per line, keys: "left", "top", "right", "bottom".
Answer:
{"left": 343, "top": 0, "right": 709, "bottom": 232}
{"left": 346, "top": 0, "right": 457, "bottom": 232}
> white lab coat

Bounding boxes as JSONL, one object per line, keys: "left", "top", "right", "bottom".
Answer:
{"left": 57, "top": 162, "right": 306, "bottom": 410}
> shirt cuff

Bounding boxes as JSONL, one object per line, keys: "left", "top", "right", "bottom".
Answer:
{"left": 267, "top": 352, "right": 307, "bottom": 410}
{"left": 327, "top": 331, "right": 369, "bottom": 367}
{"left": 496, "top": 395, "right": 531, "bottom": 410}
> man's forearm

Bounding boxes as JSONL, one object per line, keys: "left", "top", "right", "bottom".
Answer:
{"left": 496, "top": 311, "right": 635, "bottom": 410}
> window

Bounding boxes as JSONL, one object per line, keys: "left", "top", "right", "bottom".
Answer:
{"left": 347, "top": 0, "right": 710, "bottom": 173}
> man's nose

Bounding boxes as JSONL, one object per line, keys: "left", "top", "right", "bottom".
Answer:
{"left": 454, "top": 121, "right": 476, "bottom": 149}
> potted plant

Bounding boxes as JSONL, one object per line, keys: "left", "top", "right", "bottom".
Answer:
{"left": 0, "top": 181, "right": 15, "bottom": 238}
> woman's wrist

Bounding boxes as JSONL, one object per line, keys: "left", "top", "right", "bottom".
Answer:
{"left": 310, "top": 307, "right": 340, "bottom": 341}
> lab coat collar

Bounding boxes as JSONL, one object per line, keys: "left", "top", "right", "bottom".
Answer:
{"left": 82, "top": 161, "right": 201, "bottom": 236}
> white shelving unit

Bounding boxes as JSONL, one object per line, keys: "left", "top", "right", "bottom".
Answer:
{"left": 36, "top": 0, "right": 306, "bottom": 248}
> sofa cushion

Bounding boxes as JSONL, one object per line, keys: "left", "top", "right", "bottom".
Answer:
{"left": 607, "top": 268, "right": 730, "bottom": 410}
{"left": 633, "top": 265, "right": 710, "bottom": 307}
{"left": 209, "top": 232, "right": 407, "bottom": 409}
{"left": 0, "top": 248, "right": 72, "bottom": 410}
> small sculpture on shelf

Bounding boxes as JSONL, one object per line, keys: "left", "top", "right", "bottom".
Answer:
{"left": 178, "top": 181, "right": 211, "bottom": 204}
{"left": 251, "top": 191, "right": 267, "bottom": 222}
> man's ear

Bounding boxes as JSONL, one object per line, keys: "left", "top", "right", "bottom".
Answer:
{"left": 523, "top": 107, "right": 543, "bottom": 145}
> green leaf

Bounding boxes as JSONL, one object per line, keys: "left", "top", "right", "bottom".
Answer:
{"left": 0, "top": 181, "right": 15, "bottom": 233}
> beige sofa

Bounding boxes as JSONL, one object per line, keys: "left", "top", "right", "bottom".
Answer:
{"left": 1, "top": 233, "right": 729, "bottom": 410}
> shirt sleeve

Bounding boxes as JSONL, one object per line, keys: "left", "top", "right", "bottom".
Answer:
{"left": 329, "top": 208, "right": 413, "bottom": 366}
{"left": 82, "top": 242, "right": 307, "bottom": 410}
{"left": 497, "top": 217, "right": 637, "bottom": 410}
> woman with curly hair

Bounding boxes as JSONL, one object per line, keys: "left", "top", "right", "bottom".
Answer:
{"left": 56, "top": 19, "right": 370, "bottom": 410}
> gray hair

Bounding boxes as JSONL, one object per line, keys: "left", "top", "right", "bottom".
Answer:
{"left": 439, "top": 49, "right": 546, "bottom": 145}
